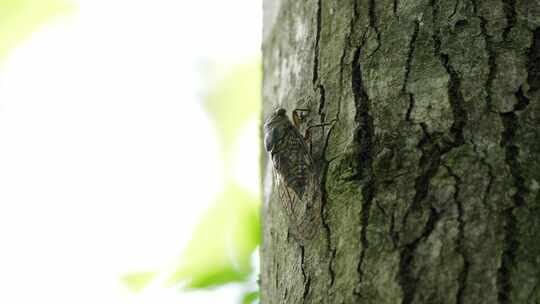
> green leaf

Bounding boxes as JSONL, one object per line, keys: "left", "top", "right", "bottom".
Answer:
{"left": 168, "top": 183, "right": 260, "bottom": 289}
{"left": 0, "top": 0, "right": 75, "bottom": 64}
{"left": 204, "top": 60, "right": 261, "bottom": 153}
{"left": 241, "top": 290, "right": 259, "bottom": 304}
{"left": 121, "top": 271, "right": 157, "bottom": 293}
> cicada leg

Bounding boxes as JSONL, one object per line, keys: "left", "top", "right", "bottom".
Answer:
{"left": 292, "top": 108, "right": 310, "bottom": 129}
{"left": 303, "top": 120, "right": 337, "bottom": 155}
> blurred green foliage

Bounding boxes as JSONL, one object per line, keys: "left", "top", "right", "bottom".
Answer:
{"left": 122, "top": 272, "right": 157, "bottom": 293}
{"left": 0, "top": 0, "right": 75, "bottom": 64}
{"left": 168, "top": 184, "right": 260, "bottom": 288}
{"left": 205, "top": 61, "right": 261, "bottom": 155}
{"left": 242, "top": 291, "right": 260, "bottom": 304}
{"left": 168, "top": 60, "right": 262, "bottom": 291}
{"left": 0, "top": 1, "right": 261, "bottom": 300}
{"left": 125, "top": 60, "right": 261, "bottom": 304}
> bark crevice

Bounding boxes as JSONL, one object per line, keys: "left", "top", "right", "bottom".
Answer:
{"left": 449, "top": 0, "right": 459, "bottom": 20}
{"left": 312, "top": 0, "right": 323, "bottom": 85}
{"left": 405, "top": 93, "right": 416, "bottom": 122}
{"left": 397, "top": 124, "right": 442, "bottom": 302}
{"left": 502, "top": 0, "right": 517, "bottom": 41}
{"left": 319, "top": 85, "right": 338, "bottom": 290}
{"left": 432, "top": 1, "right": 467, "bottom": 152}
{"left": 438, "top": 52, "right": 467, "bottom": 151}
{"left": 367, "top": 0, "right": 381, "bottom": 57}
{"left": 473, "top": 1, "right": 497, "bottom": 112}
{"left": 410, "top": 126, "right": 442, "bottom": 211}
{"left": 471, "top": 139, "right": 495, "bottom": 209}
{"left": 402, "top": 20, "right": 420, "bottom": 97}
{"left": 351, "top": 43, "right": 376, "bottom": 299}
{"left": 398, "top": 206, "right": 441, "bottom": 304}
{"left": 351, "top": 47, "right": 374, "bottom": 180}
{"left": 495, "top": 36, "right": 533, "bottom": 297}
{"left": 497, "top": 92, "right": 529, "bottom": 303}
{"left": 300, "top": 245, "right": 311, "bottom": 302}
{"left": 445, "top": 165, "right": 470, "bottom": 304}
{"left": 528, "top": 27, "right": 540, "bottom": 93}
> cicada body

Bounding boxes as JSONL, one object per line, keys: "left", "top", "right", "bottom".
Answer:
{"left": 264, "top": 108, "right": 313, "bottom": 205}
{"left": 265, "top": 107, "right": 330, "bottom": 242}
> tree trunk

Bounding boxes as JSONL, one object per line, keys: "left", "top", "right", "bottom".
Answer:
{"left": 261, "top": 0, "right": 540, "bottom": 303}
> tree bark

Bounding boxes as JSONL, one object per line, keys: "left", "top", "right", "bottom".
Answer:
{"left": 261, "top": 0, "right": 540, "bottom": 303}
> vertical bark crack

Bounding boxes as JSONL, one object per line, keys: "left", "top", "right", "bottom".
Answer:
{"left": 311, "top": 0, "right": 335, "bottom": 291}
{"left": 321, "top": 138, "right": 337, "bottom": 290}
{"left": 410, "top": 126, "right": 442, "bottom": 211}
{"left": 367, "top": 0, "right": 381, "bottom": 57}
{"left": 300, "top": 245, "right": 311, "bottom": 302}
{"left": 432, "top": 0, "right": 467, "bottom": 152}
{"left": 502, "top": 0, "right": 517, "bottom": 41}
{"left": 471, "top": 140, "right": 495, "bottom": 209}
{"left": 527, "top": 27, "right": 540, "bottom": 93}
{"left": 319, "top": 83, "right": 337, "bottom": 289}
{"left": 396, "top": 3, "right": 469, "bottom": 301}
{"left": 402, "top": 20, "right": 420, "bottom": 95}
{"left": 275, "top": 260, "right": 280, "bottom": 290}
{"left": 351, "top": 48, "right": 374, "bottom": 180}
{"left": 498, "top": 89, "right": 529, "bottom": 303}
{"left": 312, "top": 0, "right": 323, "bottom": 85}
{"left": 317, "top": 85, "right": 326, "bottom": 119}
{"left": 405, "top": 93, "right": 416, "bottom": 122}
{"left": 445, "top": 165, "right": 470, "bottom": 304}
{"left": 401, "top": 127, "right": 443, "bottom": 297}
{"left": 367, "top": 0, "right": 376, "bottom": 29}
{"left": 449, "top": 0, "right": 459, "bottom": 20}
{"left": 351, "top": 42, "right": 376, "bottom": 299}
{"left": 302, "top": 277, "right": 311, "bottom": 303}
{"left": 438, "top": 52, "right": 467, "bottom": 151}
{"left": 402, "top": 20, "right": 420, "bottom": 121}
{"left": 473, "top": 0, "right": 497, "bottom": 111}
{"left": 398, "top": 207, "right": 441, "bottom": 304}
{"left": 495, "top": 63, "right": 531, "bottom": 300}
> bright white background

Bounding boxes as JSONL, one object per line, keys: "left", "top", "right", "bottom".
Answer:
{"left": 0, "top": 0, "right": 261, "bottom": 303}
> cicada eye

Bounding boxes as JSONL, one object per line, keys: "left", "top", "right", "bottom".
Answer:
{"left": 276, "top": 108, "right": 286, "bottom": 116}
{"left": 264, "top": 130, "right": 274, "bottom": 152}
{"left": 264, "top": 125, "right": 287, "bottom": 152}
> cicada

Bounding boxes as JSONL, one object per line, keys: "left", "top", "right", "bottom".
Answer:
{"left": 264, "top": 108, "right": 314, "bottom": 215}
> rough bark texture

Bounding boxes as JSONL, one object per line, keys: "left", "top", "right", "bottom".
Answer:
{"left": 261, "top": 0, "right": 540, "bottom": 303}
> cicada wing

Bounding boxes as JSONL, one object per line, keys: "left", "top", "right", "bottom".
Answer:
{"left": 273, "top": 168, "right": 295, "bottom": 217}
{"left": 272, "top": 156, "right": 320, "bottom": 243}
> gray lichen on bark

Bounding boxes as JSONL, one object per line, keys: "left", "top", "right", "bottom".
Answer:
{"left": 261, "top": 0, "right": 540, "bottom": 303}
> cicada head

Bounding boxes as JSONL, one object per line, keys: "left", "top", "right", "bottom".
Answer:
{"left": 264, "top": 108, "right": 292, "bottom": 152}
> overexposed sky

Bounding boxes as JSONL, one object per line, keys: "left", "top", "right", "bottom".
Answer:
{"left": 0, "top": 0, "right": 261, "bottom": 303}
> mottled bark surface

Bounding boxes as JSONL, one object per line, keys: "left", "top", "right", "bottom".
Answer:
{"left": 261, "top": 0, "right": 540, "bottom": 303}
